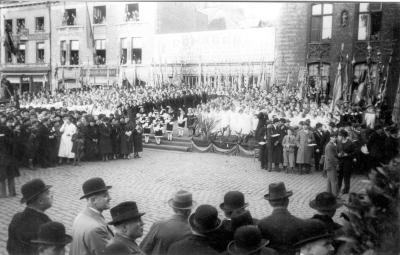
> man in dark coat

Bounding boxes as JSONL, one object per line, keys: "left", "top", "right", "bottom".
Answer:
{"left": 98, "top": 117, "right": 112, "bottom": 161}
{"left": 258, "top": 182, "right": 308, "bottom": 255}
{"left": 337, "top": 130, "right": 355, "bottom": 194}
{"left": 140, "top": 190, "right": 194, "bottom": 255}
{"left": 309, "top": 192, "right": 342, "bottom": 234}
{"left": 167, "top": 205, "right": 222, "bottom": 255}
{"left": 313, "top": 123, "right": 325, "bottom": 172}
{"left": 266, "top": 119, "right": 281, "bottom": 172}
{"left": 7, "top": 179, "right": 53, "bottom": 255}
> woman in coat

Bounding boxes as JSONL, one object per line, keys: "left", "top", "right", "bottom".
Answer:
{"left": 119, "top": 118, "right": 132, "bottom": 159}
{"left": 133, "top": 121, "right": 143, "bottom": 158}
{"left": 98, "top": 117, "right": 112, "bottom": 161}
{"left": 296, "top": 122, "right": 315, "bottom": 174}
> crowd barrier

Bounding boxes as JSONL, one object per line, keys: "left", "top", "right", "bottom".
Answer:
{"left": 191, "top": 137, "right": 256, "bottom": 157}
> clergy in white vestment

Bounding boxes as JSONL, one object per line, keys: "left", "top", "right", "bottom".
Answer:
{"left": 58, "top": 116, "right": 77, "bottom": 159}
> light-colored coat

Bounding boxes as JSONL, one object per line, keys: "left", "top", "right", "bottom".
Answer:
{"left": 69, "top": 208, "right": 114, "bottom": 255}
{"left": 295, "top": 129, "right": 315, "bottom": 164}
{"left": 324, "top": 141, "right": 338, "bottom": 171}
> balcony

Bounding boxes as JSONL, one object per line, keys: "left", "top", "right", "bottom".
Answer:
{"left": 57, "top": 65, "right": 118, "bottom": 79}
{"left": 307, "top": 42, "right": 330, "bottom": 60}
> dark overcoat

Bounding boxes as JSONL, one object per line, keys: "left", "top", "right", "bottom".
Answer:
{"left": 7, "top": 207, "right": 51, "bottom": 255}
{"left": 167, "top": 235, "right": 219, "bottom": 255}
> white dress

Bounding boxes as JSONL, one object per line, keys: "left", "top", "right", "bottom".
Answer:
{"left": 58, "top": 122, "right": 77, "bottom": 158}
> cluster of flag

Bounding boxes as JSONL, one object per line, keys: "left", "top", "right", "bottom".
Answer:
{"left": 3, "top": 22, "right": 18, "bottom": 57}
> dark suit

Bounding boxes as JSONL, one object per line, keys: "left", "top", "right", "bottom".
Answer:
{"left": 140, "top": 214, "right": 191, "bottom": 255}
{"left": 7, "top": 207, "right": 52, "bottom": 255}
{"left": 313, "top": 130, "right": 324, "bottom": 171}
{"left": 167, "top": 235, "right": 219, "bottom": 255}
{"left": 258, "top": 208, "right": 307, "bottom": 255}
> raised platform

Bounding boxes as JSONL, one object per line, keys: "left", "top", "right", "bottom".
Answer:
{"left": 142, "top": 135, "right": 192, "bottom": 152}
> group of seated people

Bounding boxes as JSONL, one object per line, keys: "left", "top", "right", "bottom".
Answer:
{"left": 6, "top": 177, "right": 367, "bottom": 255}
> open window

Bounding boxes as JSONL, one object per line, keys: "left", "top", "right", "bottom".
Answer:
{"left": 36, "top": 17, "right": 44, "bottom": 31}
{"left": 94, "top": 6, "right": 106, "bottom": 24}
{"left": 120, "top": 38, "right": 127, "bottom": 64}
{"left": 5, "top": 19, "right": 12, "bottom": 33}
{"left": 126, "top": 3, "right": 139, "bottom": 22}
{"left": 70, "top": 40, "right": 79, "bottom": 65}
{"left": 358, "top": 3, "right": 382, "bottom": 40}
{"left": 17, "top": 18, "right": 25, "bottom": 33}
{"left": 60, "top": 40, "right": 66, "bottom": 65}
{"left": 37, "top": 42, "right": 45, "bottom": 63}
{"left": 17, "top": 42, "right": 26, "bottom": 64}
{"left": 95, "top": 39, "right": 106, "bottom": 65}
{"left": 62, "top": 9, "right": 76, "bottom": 26}
{"left": 131, "top": 37, "right": 142, "bottom": 64}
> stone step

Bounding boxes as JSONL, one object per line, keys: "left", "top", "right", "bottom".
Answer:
{"left": 143, "top": 143, "right": 191, "bottom": 152}
{"left": 143, "top": 137, "right": 192, "bottom": 147}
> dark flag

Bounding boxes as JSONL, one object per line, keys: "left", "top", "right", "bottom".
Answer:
{"left": 3, "top": 23, "right": 18, "bottom": 55}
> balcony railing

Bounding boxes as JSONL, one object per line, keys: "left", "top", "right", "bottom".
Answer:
{"left": 307, "top": 42, "right": 330, "bottom": 59}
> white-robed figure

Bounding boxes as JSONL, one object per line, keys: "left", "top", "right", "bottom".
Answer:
{"left": 177, "top": 108, "right": 187, "bottom": 137}
{"left": 58, "top": 116, "right": 77, "bottom": 163}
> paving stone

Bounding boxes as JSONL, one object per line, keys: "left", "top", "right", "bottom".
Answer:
{"left": 0, "top": 149, "right": 368, "bottom": 254}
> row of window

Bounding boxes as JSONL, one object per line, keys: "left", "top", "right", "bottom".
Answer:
{"left": 59, "top": 38, "right": 143, "bottom": 66}
{"left": 310, "top": 2, "right": 382, "bottom": 42}
{"left": 5, "top": 17, "right": 44, "bottom": 34}
{"left": 5, "top": 42, "right": 44, "bottom": 64}
{"left": 62, "top": 3, "right": 139, "bottom": 26}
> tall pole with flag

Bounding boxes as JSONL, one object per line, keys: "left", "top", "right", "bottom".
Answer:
{"left": 86, "top": 2, "right": 95, "bottom": 65}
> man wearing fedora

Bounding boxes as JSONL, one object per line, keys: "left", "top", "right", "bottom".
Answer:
{"left": 140, "top": 190, "right": 195, "bottom": 255}
{"left": 31, "top": 221, "right": 72, "bottom": 255}
{"left": 309, "top": 192, "right": 342, "bottom": 234}
{"left": 167, "top": 204, "right": 222, "bottom": 255}
{"left": 324, "top": 132, "right": 339, "bottom": 196}
{"left": 107, "top": 201, "right": 145, "bottom": 255}
{"left": 223, "top": 225, "right": 278, "bottom": 255}
{"left": 293, "top": 220, "right": 334, "bottom": 255}
{"left": 258, "top": 182, "right": 308, "bottom": 255}
{"left": 70, "top": 177, "right": 113, "bottom": 255}
{"left": 7, "top": 178, "right": 53, "bottom": 255}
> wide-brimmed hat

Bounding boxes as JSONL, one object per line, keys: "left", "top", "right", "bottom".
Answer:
{"left": 309, "top": 192, "right": 343, "bottom": 211}
{"left": 189, "top": 204, "right": 222, "bottom": 234}
{"left": 220, "top": 191, "right": 249, "bottom": 212}
{"left": 31, "top": 222, "right": 72, "bottom": 245}
{"left": 168, "top": 190, "right": 196, "bottom": 209}
{"left": 20, "top": 179, "right": 52, "bottom": 204}
{"left": 264, "top": 182, "right": 293, "bottom": 201}
{"left": 80, "top": 177, "right": 112, "bottom": 200}
{"left": 227, "top": 225, "right": 269, "bottom": 255}
{"left": 294, "top": 220, "right": 332, "bottom": 248}
{"left": 108, "top": 201, "right": 145, "bottom": 225}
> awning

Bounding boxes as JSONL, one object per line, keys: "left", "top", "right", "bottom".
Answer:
{"left": 4, "top": 77, "right": 21, "bottom": 83}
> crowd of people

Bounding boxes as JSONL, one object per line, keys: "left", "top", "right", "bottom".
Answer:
{"left": 6, "top": 177, "right": 363, "bottom": 255}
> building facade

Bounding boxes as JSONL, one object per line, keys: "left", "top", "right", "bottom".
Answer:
{"left": 275, "top": 2, "right": 400, "bottom": 106}
{"left": 0, "top": 1, "right": 52, "bottom": 95}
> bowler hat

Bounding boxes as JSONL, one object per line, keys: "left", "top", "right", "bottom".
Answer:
{"left": 264, "top": 182, "right": 293, "bottom": 201}
{"left": 227, "top": 226, "right": 269, "bottom": 255}
{"left": 220, "top": 191, "right": 249, "bottom": 212}
{"left": 108, "top": 201, "right": 145, "bottom": 225}
{"left": 272, "top": 118, "right": 279, "bottom": 124}
{"left": 80, "top": 177, "right": 112, "bottom": 200}
{"left": 309, "top": 192, "right": 343, "bottom": 211}
{"left": 189, "top": 204, "right": 222, "bottom": 234}
{"left": 20, "top": 179, "right": 52, "bottom": 204}
{"left": 294, "top": 220, "right": 332, "bottom": 248}
{"left": 31, "top": 222, "right": 72, "bottom": 245}
{"left": 168, "top": 190, "right": 196, "bottom": 209}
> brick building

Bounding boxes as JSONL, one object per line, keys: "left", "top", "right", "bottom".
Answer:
{"left": 275, "top": 2, "right": 400, "bottom": 106}
{"left": 0, "top": 1, "right": 51, "bottom": 95}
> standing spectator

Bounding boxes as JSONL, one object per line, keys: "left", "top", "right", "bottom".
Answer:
{"left": 309, "top": 192, "right": 342, "bottom": 234}
{"left": 296, "top": 122, "right": 315, "bottom": 174}
{"left": 224, "top": 226, "right": 278, "bottom": 255}
{"left": 58, "top": 116, "right": 76, "bottom": 164}
{"left": 282, "top": 128, "right": 296, "bottom": 173}
{"left": 32, "top": 222, "right": 72, "bottom": 255}
{"left": 167, "top": 205, "right": 222, "bottom": 255}
{"left": 70, "top": 177, "right": 113, "bottom": 255}
{"left": 337, "top": 130, "right": 355, "bottom": 194}
{"left": 313, "top": 123, "right": 324, "bottom": 172}
{"left": 133, "top": 121, "right": 143, "bottom": 158}
{"left": 294, "top": 220, "right": 334, "bottom": 255}
{"left": 266, "top": 119, "right": 280, "bottom": 172}
{"left": 258, "top": 182, "right": 308, "bottom": 255}
{"left": 98, "top": 117, "right": 112, "bottom": 161}
{"left": 107, "top": 201, "right": 145, "bottom": 255}
{"left": 7, "top": 179, "right": 53, "bottom": 255}
{"left": 324, "top": 132, "right": 339, "bottom": 196}
{"left": 140, "top": 190, "right": 195, "bottom": 255}
{"left": 72, "top": 123, "right": 85, "bottom": 166}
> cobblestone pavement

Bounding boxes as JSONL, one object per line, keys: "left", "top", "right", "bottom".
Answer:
{"left": 0, "top": 150, "right": 368, "bottom": 254}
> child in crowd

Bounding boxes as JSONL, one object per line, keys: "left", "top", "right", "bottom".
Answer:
{"left": 282, "top": 128, "right": 296, "bottom": 173}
